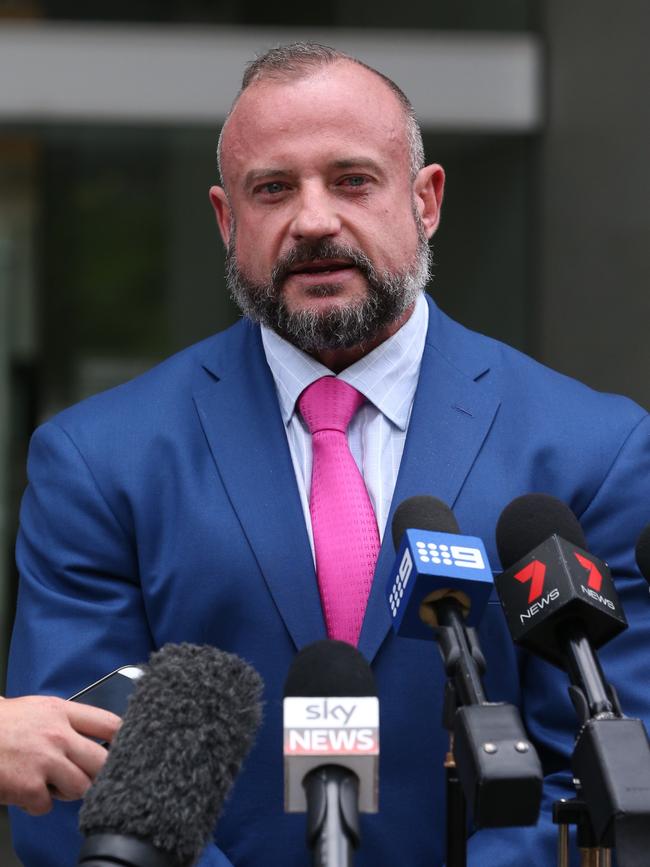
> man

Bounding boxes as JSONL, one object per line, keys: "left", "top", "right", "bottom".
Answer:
{"left": 8, "top": 43, "right": 650, "bottom": 866}
{"left": 0, "top": 696, "right": 119, "bottom": 814}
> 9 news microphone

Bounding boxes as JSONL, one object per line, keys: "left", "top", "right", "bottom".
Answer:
{"left": 386, "top": 496, "right": 541, "bottom": 828}
{"left": 77, "top": 643, "right": 263, "bottom": 867}
{"left": 283, "top": 639, "right": 379, "bottom": 867}
{"left": 386, "top": 495, "right": 493, "bottom": 655}
{"left": 495, "top": 495, "right": 650, "bottom": 861}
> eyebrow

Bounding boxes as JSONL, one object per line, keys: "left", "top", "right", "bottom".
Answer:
{"left": 330, "top": 157, "right": 384, "bottom": 175}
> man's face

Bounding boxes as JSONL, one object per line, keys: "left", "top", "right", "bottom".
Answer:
{"left": 211, "top": 61, "right": 444, "bottom": 352}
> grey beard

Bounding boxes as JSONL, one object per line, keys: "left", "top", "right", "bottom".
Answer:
{"left": 225, "top": 230, "right": 431, "bottom": 353}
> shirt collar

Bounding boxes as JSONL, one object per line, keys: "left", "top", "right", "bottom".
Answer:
{"left": 261, "top": 292, "right": 429, "bottom": 431}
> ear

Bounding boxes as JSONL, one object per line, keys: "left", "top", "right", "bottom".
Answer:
{"left": 209, "top": 185, "right": 233, "bottom": 246}
{"left": 413, "top": 164, "right": 445, "bottom": 238}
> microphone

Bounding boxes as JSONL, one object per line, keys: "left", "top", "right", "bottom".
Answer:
{"left": 386, "top": 496, "right": 542, "bottom": 829}
{"left": 495, "top": 493, "right": 626, "bottom": 714}
{"left": 386, "top": 495, "right": 493, "bottom": 650}
{"left": 495, "top": 495, "right": 650, "bottom": 859}
{"left": 283, "top": 639, "right": 379, "bottom": 866}
{"left": 635, "top": 523, "right": 650, "bottom": 585}
{"left": 78, "top": 643, "right": 263, "bottom": 867}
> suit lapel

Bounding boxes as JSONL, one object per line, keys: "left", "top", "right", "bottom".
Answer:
{"left": 192, "top": 323, "right": 326, "bottom": 651}
{"left": 358, "top": 304, "right": 501, "bottom": 663}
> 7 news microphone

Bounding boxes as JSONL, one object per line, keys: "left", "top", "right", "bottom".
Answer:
{"left": 495, "top": 494, "right": 650, "bottom": 864}
{"left": 385, "top": 495, "right": 542, "bottom": 830}
{"left": 77, "top": 643, "right": 263, "bottom": 867}
{"left": 283, "top": 639, "right": 379, "bottom": 867}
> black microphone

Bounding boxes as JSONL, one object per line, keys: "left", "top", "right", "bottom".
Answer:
{"left": 387, "top": 496, "right": 542, "bottom": 829}
{"left": 635, "top": 523, "right": 650, "bottom": 586}
{"left": 78, "top": 643, "right": 263, "bottom": 867}
{"left": 283, "top": 640, "right": 378, "bottom": 867}
{"left": 495, "top": 493, "right": 626, "bottom": 718}
{"left": 495, "top": 495, "right": 650, "bottom": 859}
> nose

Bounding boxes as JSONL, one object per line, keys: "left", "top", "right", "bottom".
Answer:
{"left": 290, "top": 183, "right": 341, "bottom": 241}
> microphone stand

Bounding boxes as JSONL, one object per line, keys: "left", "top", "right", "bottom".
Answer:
{"left": 433, "top": 600, "right": 541, "bottom": 867}
{"left": 442, "top": 682, "right": 468, "bottom": 867}
{"left": 553, "top": 795, "right": 613, "bottom": 867}
{"left": 550, "top": 621, "right": 650, "bottom": 867}
{"left": 437, "top": 600, "right": 487, "bottom": 867}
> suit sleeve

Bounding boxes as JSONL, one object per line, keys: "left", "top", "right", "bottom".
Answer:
{"left": 7, "top": 421, "right": 234, "bottom": 867}
{"left": 466, "top": 412, "right": 650, "bottom": 865}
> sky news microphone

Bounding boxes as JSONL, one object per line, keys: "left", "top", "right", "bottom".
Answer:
{"left": 283, "top": 639, "right": 378, "bottom": 867}
{"left": 386, "top": 496, "right": 541, "bottom": 829}
{"left": 77, "top": 643, "right": 263, "bottom": 867}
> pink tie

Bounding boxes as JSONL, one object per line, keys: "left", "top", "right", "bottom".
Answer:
{"left": 298, "top": 376, "right": 380, "bottom": 646}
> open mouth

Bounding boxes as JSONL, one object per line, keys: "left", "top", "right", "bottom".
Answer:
{"left": 289, "top": 259, "right": 354, "bottom": 276}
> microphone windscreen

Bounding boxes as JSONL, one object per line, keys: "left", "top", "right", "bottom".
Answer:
{"left": 283, "top": 639, "right": 376, "bottom": 698}
{"left": 635, "top": 523, "right": 650, "bottom": 584}
{"left": 79, "top": 643, "right": 263, "bottom": 865}
{"left": 391, "top": 495, "right": 460, "bottom": 550}
{"left": 496, "top": 494, "right": 587, "bottom": 570}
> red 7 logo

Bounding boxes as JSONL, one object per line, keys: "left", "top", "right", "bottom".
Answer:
{"left": 574, "top": 552, "right": 603, "bottom": 592}
{"left": 514, "top": 560, "right": 547, "bottom": 604}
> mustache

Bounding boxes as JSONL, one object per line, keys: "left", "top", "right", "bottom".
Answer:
{"left": 271, "top": 240, "right": 375, "bottom": 288}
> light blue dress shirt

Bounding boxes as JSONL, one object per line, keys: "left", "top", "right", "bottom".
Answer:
{"left": 261, "top": 291, "right": 429, "bottom": 552}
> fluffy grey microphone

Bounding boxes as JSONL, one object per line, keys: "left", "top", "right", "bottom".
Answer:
{"left": 79, "top": 643, "right": 263, "bottom": 866}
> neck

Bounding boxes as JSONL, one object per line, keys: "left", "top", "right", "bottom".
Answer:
{"left": 309, "top": 303, "right": 416, "bottom": 373}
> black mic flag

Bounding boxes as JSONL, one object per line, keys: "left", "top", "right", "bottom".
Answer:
{"left": 495, "top": 493, "right": 627, "bottom": 670}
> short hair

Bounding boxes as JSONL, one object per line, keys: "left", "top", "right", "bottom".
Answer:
{"left": 217, "top": 42, "right": 425, "bottom": 187}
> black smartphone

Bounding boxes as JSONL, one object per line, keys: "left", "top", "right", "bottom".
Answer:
{"left": 68, "top": 665, "right": 144, "bottom": 718}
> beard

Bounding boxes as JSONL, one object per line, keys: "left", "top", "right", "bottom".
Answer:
{"left": 225, "top": 222, "right": 431, "bottom": 353}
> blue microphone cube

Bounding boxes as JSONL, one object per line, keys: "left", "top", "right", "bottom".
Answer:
{"left": 386, "top": 530, "right": 494, "bottom": 640}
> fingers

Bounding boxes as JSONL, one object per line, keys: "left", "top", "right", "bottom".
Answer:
{"left": 62, "top": 729, "right": 112, "bottom": 782}
{"left": 50, "top": 700, "right": 119, "bottom": 798}
{"left": 16, "top": 715, "right": 107, "bottom": 810}
{"left": 46, "top": 754, "right": 93, "bottom": 804}
{"left": 64, "top": 701, "right": 122, "bottom": 744}
{"left": 15, "top": 782, "right": 54, "bottom": 817}
{"left": 0, "top": 695, "right": 120, "bottom": 812}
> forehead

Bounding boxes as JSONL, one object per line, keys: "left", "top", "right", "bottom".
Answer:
{"left": 221, "top": 61, "right": 410, "bottom": 185}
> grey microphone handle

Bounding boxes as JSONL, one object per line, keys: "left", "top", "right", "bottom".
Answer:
{"left": 77, "top": 833, "right": 175, "bottom": 867}
{"left": 305, "top": 765, "right": 360, "bottom": 867}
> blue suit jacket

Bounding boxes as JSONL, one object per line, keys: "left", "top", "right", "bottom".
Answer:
{"left": 8, "top": 296, "right": 650, "bottom": 866}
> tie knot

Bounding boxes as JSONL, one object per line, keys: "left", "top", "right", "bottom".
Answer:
{"left": 298, "top": 377, "right": 366, "bottom": 434}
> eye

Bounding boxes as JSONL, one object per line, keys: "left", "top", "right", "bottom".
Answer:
{"left": 253, "top": 181, "right": 289, "bottom": 198}
{"left": 339, "top": 175, "right": 369, "bottom": 189}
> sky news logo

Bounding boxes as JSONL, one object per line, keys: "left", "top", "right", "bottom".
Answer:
{"left": 284, "top": 697, "right": 379, "bottom": 756}
{"left": 284, "top": 728, "right": 379, "bottom": 755}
